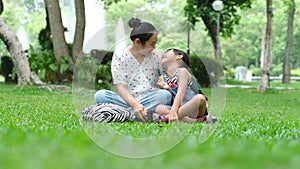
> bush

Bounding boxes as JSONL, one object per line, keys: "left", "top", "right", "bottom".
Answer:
{"left": 91, "top": 50, "right": 113, "bottom": 90}
{"left": 95, "top": 61, "right": 112, "bottom": 90}
{"left": 249, "top": 65, "right": 262, "bottom": 76}
{"left": 270, "top": 63, "right": 283, "bottom": 76}
{"left": 74, "top": 50, "right": 113, "bottom": 90}
{"left": 291, "top": 69, "right": 300, "bottom": 76}
{"left": 189, "top": 55, "right": 223, "bottom": 87}
{"left": 224, "top": 67, "right": 235, "bottom": 79}
{"left": 90, "top": 49, "right": 113, "bottom": 64}
{"left": 27, "top": 45, "right": 71, "bottom": 83}
{"left": 0, "top": 56, "right": 17, "bottom": 83}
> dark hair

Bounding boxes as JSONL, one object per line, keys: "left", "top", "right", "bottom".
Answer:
{"left": 128, "top": 17, "right": 157, "bottom": 45}
{"left": 167, "top": 48, "right": 190, "bottom": 67}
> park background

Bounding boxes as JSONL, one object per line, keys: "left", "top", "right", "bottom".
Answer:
{"left": 0, "top": 0, "right": 300, "bottom": 169}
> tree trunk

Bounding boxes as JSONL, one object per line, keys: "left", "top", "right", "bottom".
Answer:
{"left": 258, "top": 0, "right": 273, "bottom": 92}
{"left": 71, "top": 0, "right": 85, "bottom": 69}
{"left": 0, "top": 17, "right": 44, "bottom": 86}
{"left": 282, "top": 0, "right": 295, "bottom": 84}
{"left": 0, "top": 17, "right": 31, "bottom": 85}
{"left": 260, "top": 26, "right": 265, "bottom": 68}
{"left": 45, "top": 0, "right": 70, "bottom": 82}
{"left": 201, "top": 14, "right": 223, "bottom": 66}
{"left": 296, "top": 58, "right": 300, "bottom": 69}
{"left": 38, "top": 3, "right": 52, "bottom": 50}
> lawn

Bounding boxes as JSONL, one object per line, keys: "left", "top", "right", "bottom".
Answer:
{"left": 0, "top": 83, "right": 300, "bottom": 169}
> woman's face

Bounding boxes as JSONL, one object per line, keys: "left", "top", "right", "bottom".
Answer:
{"left": 137, "top": 33, "right": 157, "bottom": 56}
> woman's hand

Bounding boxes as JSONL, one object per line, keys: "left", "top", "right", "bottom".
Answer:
{"left": 132, "top": 103, "right": 148, "bottom": 122}
{"left": 116, "top": 84, "right": 148, "bottom": 122}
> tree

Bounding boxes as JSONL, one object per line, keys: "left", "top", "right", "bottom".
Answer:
{"left": 44, "top": 0, "right": 85, "bottom": 83}
{"left": 101, "top": 0, "right": 253, "bottom": 64}
{"left": 0, "top": 0, "right": 46, "bottom": 58}
{"left": 0, "top": 0, "right": 85, "bottom": 87}
{"left": 103, "top": 0, "right": 191, "bottom": 50}
{"left": 184, "top": 0, "right": 252, "bottom": 64}
{"left": 45, "top": 0, "right": 70, "bottom": 82}
{"left": 258, "top": 0, "right": 273, "bottom": 92}
{"left": 282, "top": 0, "right": 295, "bottom": 84}
{"left": 221, "top": 0, "right": 265, "bottom": 69}
{"left": 0, "top": 0, "right": 42, "bottom": 86}
{"left": 100, "top": 0, "right": 300, "bottom": 73}
{"left": 72, "top": 0, "right": 85, "bottom": 64}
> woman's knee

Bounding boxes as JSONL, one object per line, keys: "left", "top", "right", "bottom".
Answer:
{"left": 157, "top": 89, "right": 172, "bottom": 104}
{"left": 94, "top": 90, "right": 109, "bottom": 103}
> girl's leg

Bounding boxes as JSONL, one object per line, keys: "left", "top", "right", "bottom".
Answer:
{"left": 177, "top": 94, "right": 207, "bottom": 119}
{"left": 155, "top": 104, "right": 171, "bottom": 115}
{"left": 156, "top": 94, "right": 206, "bottom": 122}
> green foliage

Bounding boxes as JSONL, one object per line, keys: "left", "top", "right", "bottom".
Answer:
{"left": 189, "top": 55, "right": 223, "bottom": 87}
{"left": 103, "top": 0, "right": 190, "bottom": 50}
{"left": 92, "top": 50, "right": 113, "bottom": 89}
{"left": 224, "top": 67, "right": 235, "bottom": 79}
{"left": 4, "top": 0, "right": 43, "bottom": 13}
{"left": 249, "top": 65, "right": 262, "bottom": 76}
{"left": 158, "top": 34, "right": 188, "bottom": 51}
{"left": 95, "top": 61, "right": 112, "bottom": 90}
{"left": 1, "top": 1, "right": 23, "bottom": 31}
{"left": 291, "top": 69, "right": 300, "bottom": 76}
{"left": 27, "top": 45, "right": 70, "bottom": 83}
{"left": 102, "top": 0, "right": 300, "bottom": 71}
{"left": 74, "top": 50, "right": 113, "bottom": 90}
{"left": 25, "top": 9, "right": 46, "bottom": 46}
{"left": 270, "top": 63, "right": 283, "bottom": 76}
{"left": 184, "top": 0, "right": 253, "bottom": 38}
{"left": 1, "top": 1, "right": 46, "bottom": 51}
{"left": 222, "top": 0, "right": 300, "bottom": 70}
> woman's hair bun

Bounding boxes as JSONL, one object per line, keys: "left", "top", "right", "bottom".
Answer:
{"left": 128, "top": 17, "right": 142, "bottom": 29}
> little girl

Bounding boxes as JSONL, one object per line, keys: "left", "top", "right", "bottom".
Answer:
{"left": 156, "top": 48, "right": 214, "bottom": 123}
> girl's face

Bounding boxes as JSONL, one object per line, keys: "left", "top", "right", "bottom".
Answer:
{"left": 161, "top": 49, "right": 177, "bottom": 67}
{"left": 135, "top": 33, "right": 157, "bottom": 56}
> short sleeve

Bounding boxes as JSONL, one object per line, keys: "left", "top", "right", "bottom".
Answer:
{"left": 111, "top": 49, "right": 128, "bottom": 85}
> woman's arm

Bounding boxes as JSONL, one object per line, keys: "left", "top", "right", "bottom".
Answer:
{"left": 116, "top": 84, "right": 147, "bottom": 122}
{"left": 111, "top": 50, "right": 147, "bottom": 122}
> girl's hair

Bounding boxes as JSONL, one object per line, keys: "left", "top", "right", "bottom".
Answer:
{"left": 167, "top": 48, "right": 190, "bottom": 67}
{"left": 128, "top": 17, "right": 158, "bottom": 45}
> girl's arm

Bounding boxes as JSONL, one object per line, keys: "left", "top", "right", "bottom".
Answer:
{"left": 157, "top": 75, "right": 170, "bottom": 89}
{"left": 169, "top": 68, "right": 190, "bottom": 122}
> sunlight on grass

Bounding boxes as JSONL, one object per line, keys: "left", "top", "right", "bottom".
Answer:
{"left": 0, "top": 75, "right": 4, "bottom": 82}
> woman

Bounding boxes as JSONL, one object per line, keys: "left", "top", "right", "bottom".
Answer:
{"left": 94, "top": 17, "right": 172, "bottom": 122}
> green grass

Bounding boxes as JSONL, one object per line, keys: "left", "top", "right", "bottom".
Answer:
{"left": 226, "top": 78, "right": 300, "bottom": 90}
{"left": 1, "top": 84, "right": 300, "bottom": 169}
